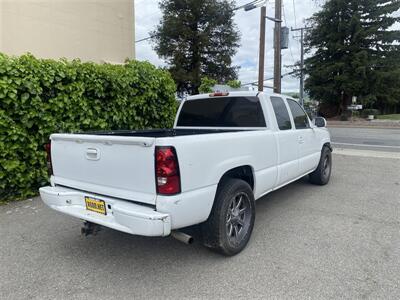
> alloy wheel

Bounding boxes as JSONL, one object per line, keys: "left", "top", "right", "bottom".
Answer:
{"left": 225, "top": 192, "right": 251, "bottom": 245}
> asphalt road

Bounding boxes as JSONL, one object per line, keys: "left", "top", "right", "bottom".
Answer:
{"left": 1, "top": 153, "right": 400, "bottom": 299}
{"left": 328, "top": 127, "right": 400, "bottom": 152}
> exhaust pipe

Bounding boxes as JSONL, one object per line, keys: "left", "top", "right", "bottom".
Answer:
{"left": 81, "top": 221, "right": 101, "bottom": 236}
{"left": 171, "top": 231, "right": 194, "bottom": 245}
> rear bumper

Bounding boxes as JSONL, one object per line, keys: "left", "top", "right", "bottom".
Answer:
{"left": 39, "top": 186, "right": 171, "bottom": 237}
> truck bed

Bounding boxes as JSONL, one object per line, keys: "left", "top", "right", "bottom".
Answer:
{"left": 50, "top": 128, "right": 250, "bottom": 205}
{"left": 80, "top": 129, "right": 242, "bottom": 138}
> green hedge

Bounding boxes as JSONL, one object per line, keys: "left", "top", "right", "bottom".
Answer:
{"left": 0, "top": 53, "right": 177, "bottom": 201}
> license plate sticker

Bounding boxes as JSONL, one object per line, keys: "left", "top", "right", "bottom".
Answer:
{"left": 85, "top": 196, "right": 107, "bottom": 215}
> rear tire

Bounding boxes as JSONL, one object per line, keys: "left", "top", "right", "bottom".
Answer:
{"left": 201, "top": 179, "right": 255, "bottom": 256}
{"left": 309, "top": 146, "right": 332, "bottom": 185}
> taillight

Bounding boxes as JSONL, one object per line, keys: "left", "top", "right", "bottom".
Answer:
{"left": 155, "top": 146, "right": 180, "bottom": 195}
{"left": 45, "top": 141, "right": 53, "bottom": 176}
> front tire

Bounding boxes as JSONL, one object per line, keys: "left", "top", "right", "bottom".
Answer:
{"left": 309, "top": 146, "right": 332, "bottom": 185}
{"left": 201, "top": 179, "right": 255, "bottom": 256}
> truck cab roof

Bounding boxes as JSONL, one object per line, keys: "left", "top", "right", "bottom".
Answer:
{"left": 186, "top": 91, "right": 296, "bottom": 101}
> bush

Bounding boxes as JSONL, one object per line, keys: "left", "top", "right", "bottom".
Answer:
{"left": 0, "top": 53, "right": 177, "bottom": 201}
{"left": 361, "top": 109, "right": 381, "bottom": 118}
{"left": 318, "top": 102, "right": 338, "bottom": 118}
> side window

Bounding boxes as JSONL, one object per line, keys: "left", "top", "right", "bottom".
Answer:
{"left": 287, "top": 99, "right": 310, "bottom": 129}
{"left": 270, "top": 96, "right": 292, "bottom": 130}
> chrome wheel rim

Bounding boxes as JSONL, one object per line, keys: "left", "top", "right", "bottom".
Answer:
{"left": 225, "top": 192, "right": 251, "bottom": 245}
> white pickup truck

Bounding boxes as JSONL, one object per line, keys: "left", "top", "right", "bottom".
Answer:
{"left": 40, "top": 91, "right": 332, "bottom": 256}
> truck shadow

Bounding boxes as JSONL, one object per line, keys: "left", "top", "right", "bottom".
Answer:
{"left": 42, "top": 174, "right": 339, "bottom": 296}
{"left": 58, "top": 175, "right": 326, "bottom": 265}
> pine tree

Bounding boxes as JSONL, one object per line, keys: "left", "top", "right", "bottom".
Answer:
{"left": 304, "top": 0, "right": 400, "bottom": 115}
{"left": 152, "top": 0, "right": 240, "bottom": 95}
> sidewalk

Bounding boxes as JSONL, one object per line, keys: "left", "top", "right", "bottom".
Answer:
{"left": 327, "top": 118, "right": 400, "bottom": 129}
{"left": 333, "top": 147, "right": 400, "bottom": 159}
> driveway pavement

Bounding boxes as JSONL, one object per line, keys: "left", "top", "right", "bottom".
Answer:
{"left": 1, "top": 153, "right": 399, "bottom": 299}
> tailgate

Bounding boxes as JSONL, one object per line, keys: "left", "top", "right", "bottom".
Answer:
{"left": 50, "top": 134, "right": 157, "bottom": 205}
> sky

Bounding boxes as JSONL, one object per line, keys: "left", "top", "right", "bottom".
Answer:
{"left": 134, "top": 0, "right": 324, "bottom": 93}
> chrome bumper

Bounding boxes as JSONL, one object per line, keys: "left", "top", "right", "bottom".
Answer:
{"left": 39, "top": 186, "right": 171, "bottom": 237}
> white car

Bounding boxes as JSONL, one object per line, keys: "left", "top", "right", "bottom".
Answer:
{"left": 40, "top": 91, "right": 332, "bottom": 256}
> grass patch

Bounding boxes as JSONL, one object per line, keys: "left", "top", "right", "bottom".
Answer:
{"left": 376, "top": 114, "right": 400, "bottom": 120}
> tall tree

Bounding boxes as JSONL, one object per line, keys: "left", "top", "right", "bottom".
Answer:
{"left": 304, "top": 0, "right": 400, "bottom": 115}
{"left": 152, "top": 0, "right": 240, "bottom": 95}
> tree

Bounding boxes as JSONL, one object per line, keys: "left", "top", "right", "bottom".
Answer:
{"left": 226, "top": 79, "right": 241, "bottom": 88}
{"left": 304, "top": 0, "right": 400, "bottom": 116}
{"left": 152, "top": 0, "right": 240, "bottom": 95}
{"left": 198, "top": 77, "right": 217, "bottom": 93}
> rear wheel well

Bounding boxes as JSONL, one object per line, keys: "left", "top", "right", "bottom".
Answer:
{"left": 323, "top": 142, "right": 332, "bottom": 152}
{"left": 218, "top": 166, "right": 254, "bottom": 191}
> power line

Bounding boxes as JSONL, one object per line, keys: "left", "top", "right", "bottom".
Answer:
{"left": 290, "top": 0, "right": 301, "bottom": 53}
{"left": 136, "top": 0, "right": 266, "bottom": 44}
{"left": 292, "top": 0, "right": 297, "bottom": 28}
{"left": 282, "top": 2, "right": 296, "bottom": 64}
{"left": 234, "top": 0, "right": 264, "bottom": 11}
{"left": 242, "top": 70, "right": 296, "bottom": 86}
{"left": 135, "top": 35, "right": 155, "bottom": 43}
{"left": 291, "top": 26, "right": 312, "bottom": 106}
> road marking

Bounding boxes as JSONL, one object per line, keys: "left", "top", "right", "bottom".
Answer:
{"left": 332, "top": 142, "right": 400, "bottom": 149}
{"left": 333, "top": 148, "right": 400, "bottom": 159}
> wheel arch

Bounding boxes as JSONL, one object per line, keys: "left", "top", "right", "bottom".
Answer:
{"left": 217, "top": 165, "right": 255, "bottom": 191}
{"left": 323, "top": 142, "right": 332, "bottom": 152}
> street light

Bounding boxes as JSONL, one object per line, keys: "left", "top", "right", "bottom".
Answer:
{"left": 242, "top": 2, "right": 282, "bottom": 23}
{"left": 242, "top": 0, "right": 266, "bottom": 11}
{"left": 266, "top": 16, "right": 282, "bottom": 23}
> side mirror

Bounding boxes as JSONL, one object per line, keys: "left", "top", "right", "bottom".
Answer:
{"left": 313, "top": 117, "right": 327, "bottom": 128}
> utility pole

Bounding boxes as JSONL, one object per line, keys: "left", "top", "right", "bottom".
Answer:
{"left": 245, "top": 1, "right": 281, "bottom": 92}
{"left": 291, "top": 26, "right": 311, "bottom": 107}
{"left": 258, "top": 6, "right": 266, "bottom": 92}
{"left": 273, "top": 0, "right": 282, "bottom": 94}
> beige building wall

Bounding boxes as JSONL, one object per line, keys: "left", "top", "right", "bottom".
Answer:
{"left": 0, "top": 0, "right": 135, "bottom": 63}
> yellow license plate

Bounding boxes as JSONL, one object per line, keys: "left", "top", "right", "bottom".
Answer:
{"left": 85, "top": 196, "right": 106, "bottom": 215}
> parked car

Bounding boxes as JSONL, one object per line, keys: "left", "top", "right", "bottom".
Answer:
{"left": 40, "top": 91, "right": 332, "bottom": 256}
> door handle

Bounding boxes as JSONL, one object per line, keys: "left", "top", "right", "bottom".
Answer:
{"left": 85, "top": 148, "right": 100, "bottom": 160}
{"left": 298, "top": 136, "right": 305, "bottom": 144}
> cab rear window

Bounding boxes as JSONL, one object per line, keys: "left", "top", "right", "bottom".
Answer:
{"left": 177, "top": 97, "right": 266, "bottom": 127}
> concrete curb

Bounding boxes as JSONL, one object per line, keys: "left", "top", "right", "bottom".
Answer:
{"left": 328, "top": 125, "right": 400, "bottom": 130}
{"left": 333, "top": 148, "right": 400, "bottom": 159}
